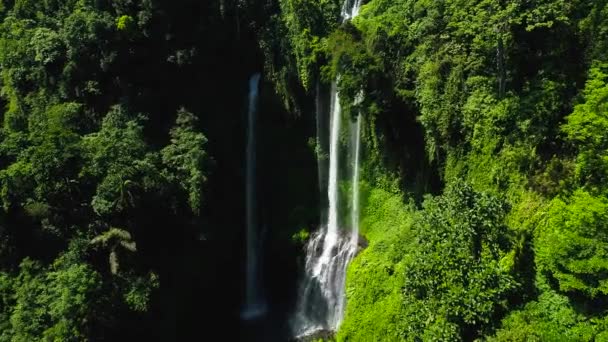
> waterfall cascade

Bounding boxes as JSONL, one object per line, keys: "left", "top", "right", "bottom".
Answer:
{"left": 242, "top": 73, "right": 266, "bottom": 320}
{"left": 292, "top": 0, "right": 363, "bottom": 336}
{"left": 341, "top": 0, "right": 363, "bottom": 20}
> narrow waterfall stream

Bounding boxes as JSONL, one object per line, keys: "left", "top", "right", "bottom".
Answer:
{"left": 242, "top": 72, "right": 266, "bottom": 320}
{"left": 292, "top": 1, "right": 363, "bottom": 337}
{"left": 350, "top": 115, "right": 361, "bottom": 247}
{"left": 315, "top": 82, "right": 329, "bottom": 224}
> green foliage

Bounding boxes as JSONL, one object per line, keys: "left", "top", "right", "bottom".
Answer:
{"left": 291, "top": 228, "right": 310, "bottom": 244}
{"left": 0, "top": 101, "right": 83, "bottom": 239}
{"left": 340, "top": 184, "right": 516, "bottom": 340}
{"left": 259, "top": 0, "right": 342, "bottom": 112}
{"left": 1, "top": 0, "right": 608, "bottom": 340}
{"left": 0, "top": 1, "right": 209, "bottom": 338}
{"left": 31, "top": 28, "right": 64, "bottom": 65}
{"left": 580, "top": 0, "right": 608, "bottom": 60}
{"left": 401, "top": 184, "right": 516, "bottom": 340}
{"left": 490, "top": 289, "right": 608, "bottom": 342}
{"left": 1, "top": 256, "right": 101, "bottom": 341}
{"left": 338, "top": 187, "right": 414, "bottom": 341}
{"left": 323, "top": 25, "right": 382, "bottom": 117}
{"left": 123, "top": 272, "right": 159, "bottom": 312}
{"left": 330, "top": 0, "right": 608, "bottom": 339}
{"left": 0, "top": 272, "right": 13, "bottom": 338}
{"left": 275, "top": 0, "right": 341, "bottom": 90}
{"left": 536, "top": 190, "right": 608, "bottom": 298}
{"left": 116, "top": 15, "right": 134, "bottom": 31}
{"left": 81, "top": 105, "right": 162, "bottom": 217}
{"left": 161, "top": 108, "right": 208, "bottom": 215}
{"left": 562, "top": 62, "right": 608, "bottom": 188}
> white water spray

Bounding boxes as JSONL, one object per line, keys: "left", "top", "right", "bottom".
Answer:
{"left": 242, "top": 72, "right": 266, "bottom": 320}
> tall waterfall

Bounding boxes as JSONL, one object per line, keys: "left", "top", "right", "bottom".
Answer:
{"left": 314, "top": 82, "right": 342, "bottom": 279}
{"left": 242, "top": 72, "right": 266, "bottom": 320}
{"left": 292, "top": 0, "right": 363, "bottom": 336}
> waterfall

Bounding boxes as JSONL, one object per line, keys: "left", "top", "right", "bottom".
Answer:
{"left": 350, "top": 115, "right": 361, "bottom": 247}
{"left": 341, "top": 0, "right": 363, "bottom": 20}
{"left": 292, "top": 0, "right": 363, "bottom": 337}
{"left": 315, "top": 82, "right": 324, "bottom": 195}
{"left": 315, "top": 82, "right": 329, "bottom": 223}
{"left": 242, "top": 72, "right": 266, "bottom": 320}
{"left": 313, "top": 82, "right": 342, "bottom": 279}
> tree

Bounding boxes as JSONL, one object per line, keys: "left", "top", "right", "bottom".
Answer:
{"left": 400, "top": 184, "right": 516, "bottom": 340}
{"left": 90, "top": 227, "right": 136, "bottom": 275}
{"left": 161, "top": 108, "right": 208, "bottom": 215}
{"left": 562, "top": 63, "right": 608, "bottom": 188}
{"left": 1, "top": 256, "right": 101, "bottom": 341}
{"left": 80, "top": 105, "right": 163, "bottom": 218}
{"left": 536, "top": 190, "right": 608, "bottom": 298}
